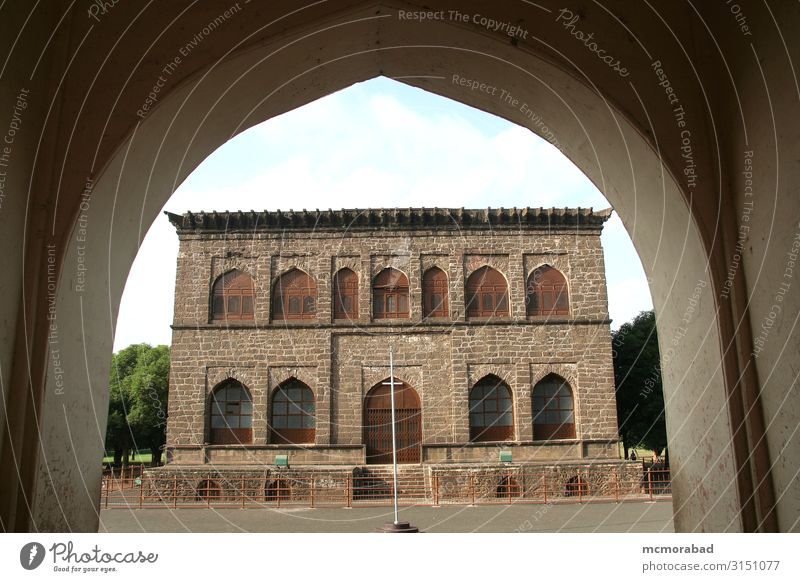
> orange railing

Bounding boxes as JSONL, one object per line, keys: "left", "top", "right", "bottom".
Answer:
{"left": 100, "top": 467, "right": 671, "bottom": 509}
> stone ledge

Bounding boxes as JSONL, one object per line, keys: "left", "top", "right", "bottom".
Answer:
{"left": 166, "top": 207, "right": 613, "bottom": 234}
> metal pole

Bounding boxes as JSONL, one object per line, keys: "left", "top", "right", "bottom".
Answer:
{"left": 389, "top": 346, "right": 400, "bottom": 525}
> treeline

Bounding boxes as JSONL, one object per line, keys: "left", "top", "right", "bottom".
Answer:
{"left": 612, "top": 310, "right": 668, "bottom": 461}
{"left": 105, "top": 344, "right": 169, "bottom": 467}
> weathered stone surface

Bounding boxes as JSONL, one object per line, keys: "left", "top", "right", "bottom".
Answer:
{"left": 164, "top": 207, "right": 619, "bottom": 465}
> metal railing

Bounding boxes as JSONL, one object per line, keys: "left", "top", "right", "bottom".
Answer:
{"left": 100, "top": 468, "right": 671, "bottom": 509}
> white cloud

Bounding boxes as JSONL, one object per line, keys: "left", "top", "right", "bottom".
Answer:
{"left": 114, "top": 77, "right": 652, "bottom": 350}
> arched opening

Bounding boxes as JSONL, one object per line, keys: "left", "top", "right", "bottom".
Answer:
{"left": 332, "top": 268, "right": 358, "bottom": 320}
{"left": 209, "top": 379, "right": 253, "bottom": 445}
{"left": 465, "top": 267, "right": 509, "bottom": 319}
{"left": 532, "top": 374, "right": 576, "bottom": 440}
{"left": 526, "top": 265, "right": 569, "bottom": 317}
{"left": 211, "top": 269, "right": 255, "bottom": 322}
{"left": 422, "top": 266, "right": 449, "bottom": 319}
{"left": 496, "top": 476, "right": 522, "bottom": 500}
{"left": 364, "top": 379, "right": 421, "bottom": 464}
{"left": 469, "top": 375, "right": 514, "bottom": 442}
{"left": 264, "top": 479, "right": 290, "bottom": 502}
{"left": 9, "top": 3, "right": 780, "bottom": 533}
{"left": 196, "top": 479, "right": 222, "bottom": 502}
{"left": 272, "top": 269, "right": 317, "bottom": 321}
{"left": 372, "top": 268, "right": 410, "bottom": 319}
{"left": 270, "top": 379, "right": 316, "bottom": 445}
{"left": 565, "top": 475, "right": 589, "bottom": 498}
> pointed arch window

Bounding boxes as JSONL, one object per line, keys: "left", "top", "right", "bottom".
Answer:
{"left": 422, "top": 266, "right": 449, "bottom": 318}
{"left": 469, "top": 375, "right": 514, "bottom": 442}
{"left": 209, "top": 379, "right": 253, "bottom": 444}
{"left": 466, "top": 266, "right": 509, "bottom": 318}
{"left": 270, "top": 379, "right": 316, "bottom": 444}
{"left": 333, "top": 268, "right": 359, "bottom": 320}
{"left": 532, "top": 374, "right": 576, "bottom": 439}
{"left": 373, "top": 268, "right": 410, "bottom": 319}
{"left": 526, "top": 265, "right": 569, "bottom": 316}
{"left": 273, "top": 269, "right": 317, "bottom": 321}
{"left": 211, "top": 269, "right": 255, "bottom": 321}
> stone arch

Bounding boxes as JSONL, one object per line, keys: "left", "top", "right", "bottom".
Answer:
{"left": 5, "top": 2, "right": 776, "bottom": 532}
{"left": 206, "top": 367, "right": 256, "bottom": 393}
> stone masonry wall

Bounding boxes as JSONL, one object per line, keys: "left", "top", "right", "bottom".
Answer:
{"left": 165, "top": 221, "right": 618, "bottom": 463}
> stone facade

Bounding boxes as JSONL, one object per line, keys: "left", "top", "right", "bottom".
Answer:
{"left": 163, "top": 207, "right": 620, "bottom": 471}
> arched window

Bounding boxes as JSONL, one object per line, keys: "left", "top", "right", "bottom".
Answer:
{"left": 270, "top": 379, "right": 316, "bottom": 444}
{"left": 272, "top": 269, "right": 317, "bottom": 321}
{"left": 211, "top": 269, "right": 255, "bottom": 321}
{"left": 372, "top": 268, "right": 409, "bottom": 319}
{"left": 333, "top": 268, "right": 358, "bottom": 320}
{"left": 209, "top": 379, "right": 253, "bottom": 444}
{"left": 468, "top": 375, "right": 514, "bottom": 442}
{"left": 422, "top": 266, "right": 449, "bottom": 318}
{"left": 526, "top": 265, "right": 569, "bottom": 316}
{"left": 466, "top": 266, "right": 509, "bottom": 318}
{"left": 532, "top": 374, "right": 576, "bottom": 440}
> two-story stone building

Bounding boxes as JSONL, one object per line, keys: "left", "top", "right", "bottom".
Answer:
{"left": 159, "top": 207, "right": 628, "bottom": 498}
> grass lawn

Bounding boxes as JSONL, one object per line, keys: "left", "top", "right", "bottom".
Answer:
{"left": 616, "top": 442, "right": 658, "bottom": 461}
{"left": 102, "top": 450, "right": 153, "bottom": 465}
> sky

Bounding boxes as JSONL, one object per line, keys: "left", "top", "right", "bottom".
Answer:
{"left": 113, "top": 77, "right": 652, "bottom": 351}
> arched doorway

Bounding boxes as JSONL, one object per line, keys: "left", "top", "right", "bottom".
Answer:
{"left": 364, "top": 379, "right": 421, "bottom": 464}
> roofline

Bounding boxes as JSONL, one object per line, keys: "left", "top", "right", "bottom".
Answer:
{"left": 164, "top": 207, "right": 613, "bottom": 234}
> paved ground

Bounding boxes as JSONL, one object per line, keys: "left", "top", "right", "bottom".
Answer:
{"left": 99, "top": 500, "right": 673, "bottom": 533}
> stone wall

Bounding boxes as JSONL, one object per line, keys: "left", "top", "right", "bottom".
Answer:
{"left": 165, "top": 211, "right": 619, "bottom": 464}
{"left": 142, "top": 461, "right": 648, "bottom": 504}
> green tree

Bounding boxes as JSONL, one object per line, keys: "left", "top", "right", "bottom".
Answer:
{"left": 612, "top": 310, "right": 667, "bottom": 459}
{"left": 105, "top": 344, "right": 170, "bottom": 467}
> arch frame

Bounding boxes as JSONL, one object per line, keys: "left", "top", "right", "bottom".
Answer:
{"left": 269, "top": 378, "right": 317, "bottom": 445}
{"left": 531, "top": 372, "right": 577, "bottom": 441}
{"left": 363, "top": 378, "right": 422, "bottom": 464}
{"left": 421, "top": 265, "right": 450, "bottom": 319}
{"left": 468, "top": 374, "right": 516, "bottom": 443}
{"left": 271, "top": 267, "right": 318, "bottom": 322}
{"left": 1, "top": 0, "right": 780, "bottom": 532}
{"left": 206, "top": 379, "right": 255, "bottom": 446}
{"left": 525, "top": 264, "right": 571, "bottom": 318}
{"left": 465, "top": 265, "right": 511, "bottom": 319}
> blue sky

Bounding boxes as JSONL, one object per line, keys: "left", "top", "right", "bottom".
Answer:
{"left": 113, "top": 77, "right": 652, "bottom": 350}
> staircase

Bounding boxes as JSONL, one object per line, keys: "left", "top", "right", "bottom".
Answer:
{"left": 351, "top": 465, "right": 429, "bottom": 504}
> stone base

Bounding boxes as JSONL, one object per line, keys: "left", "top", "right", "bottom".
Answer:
{"left": 377, "top": 521, "right": 420, "bottom": 533}
{"left": 142, "top": 459, "right": 648, "bottom": 504}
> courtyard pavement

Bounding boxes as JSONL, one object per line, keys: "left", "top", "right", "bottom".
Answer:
{"left": 99, "top": 500, "right": 673, "bottom": 533}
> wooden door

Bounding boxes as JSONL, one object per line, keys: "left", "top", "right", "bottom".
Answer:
{"left": 364, "top": 381, "right": 421, "bottom": 464}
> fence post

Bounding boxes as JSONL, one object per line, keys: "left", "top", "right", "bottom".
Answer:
{"left": 346, "top": 475, "right": 352, "bottom": 508}
{"left": 470, "top": 475, "right": 476, "bottom": 505}
{"left": 138, "top": 476, "right": 144, "bottom": 509}
{"left": 578, "top": 471, "right": 583, "bottom": 503}
{"left": 311, "top": 477, "right": 315, "bottom": 508}
{"left": 433, "top": 474, "right": 439, "bottom": 506}
{"left": 648, "top": 469, "right": 653, "bottom": 500}
{"left": 543, "top": 474, "right": 547, "bottom": 504}
{"left": 614, "top": 469, "right": 620, "bottom": 503}
{"left": 241, "top": 475, "right": 245, "bottom": 509}
{"left": 172, "top": 475, "right": 178, "bottom": 509}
